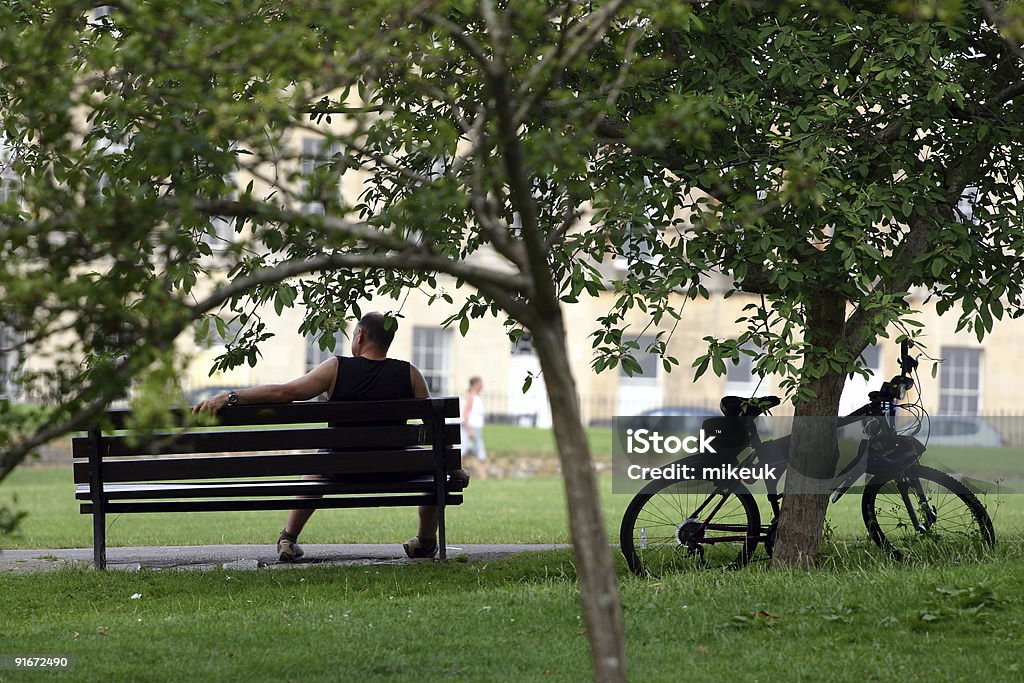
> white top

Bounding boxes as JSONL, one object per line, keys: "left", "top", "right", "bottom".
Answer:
{"left": 463, "top": 393, "right": 486, "bottom": 429}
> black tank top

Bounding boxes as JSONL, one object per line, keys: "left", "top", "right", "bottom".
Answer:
{"left": 329, "top": 356, "right": 414, "bottom": 402}
{"left": 325, "top": 356, "right": 416, "bottom": 464}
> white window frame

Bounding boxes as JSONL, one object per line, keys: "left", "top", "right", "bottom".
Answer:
{"left": 300, "top": 137, "right": 342, "bottom": 214}
{"left": 0, "top": 324, "right": 21, "bottom": 399}
{"left": 0, "top": 138, "right": 20, "bottom": 206}
{"left": 305, "top": 329, "right": 347, "bottom": 374}
{"left": 412, "top": 327, "right": 452, "bottom": 395}
{"left": 939, "top": 347, "right": 982, "bottom": 415}
{"left": 204, "top": 168, "right": 238, "bottom": 253}
{"left": 614, "top": 177, "right": 663, "bottom": 274}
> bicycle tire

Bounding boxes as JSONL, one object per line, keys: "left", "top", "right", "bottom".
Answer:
{"left": 620, "top": 477, "right": 760, "bottom": 576}
{"left": 862, "top": 464, "right": 995, "bottom": 561}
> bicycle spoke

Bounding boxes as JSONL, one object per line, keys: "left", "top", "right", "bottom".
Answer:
{"left": 621, "top": 480, "right": 760, "bottom": 575}
{"left": 863, "top": 465, "right": 994, "bottom": 561}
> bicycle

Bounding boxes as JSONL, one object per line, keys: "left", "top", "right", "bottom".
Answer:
{"left": 619, "top": 340, "right": 996, "bottom": 576}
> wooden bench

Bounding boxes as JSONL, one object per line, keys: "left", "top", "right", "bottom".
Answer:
{"left": 73, "top": 397, "right": 463, "bottom": 568}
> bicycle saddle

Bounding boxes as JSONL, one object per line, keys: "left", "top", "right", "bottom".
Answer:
{"left": 720, "top": 395, "right": 781, "bottom": 417}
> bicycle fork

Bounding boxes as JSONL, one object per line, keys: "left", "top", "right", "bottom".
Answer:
{"left": 899, "top": 477, "right": 938, "bottom": 534}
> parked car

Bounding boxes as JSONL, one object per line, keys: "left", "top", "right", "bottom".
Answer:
{"left": 924, "top": 416, "right": 1006, "bottom": 448}
{"left": 622, "top": 406, "right": 712, "bottom": 433}
{"left": 589, "top": 406, "right": 710, "bottom": 430}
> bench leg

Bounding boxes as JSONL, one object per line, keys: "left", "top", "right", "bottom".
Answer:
{"left": 93, "top": 506, "right": 107, "bottom": 570}
{"left": 438, "top": 502, "right": 447, "bottom": 561}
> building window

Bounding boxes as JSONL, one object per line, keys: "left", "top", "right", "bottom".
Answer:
{"left": 511, "top": 332, "right": 535, "bottom": 356}
{"left": 956, "top": 185, "right": 981, "bottom": 224}
{"left": 92, "top": 138, "right": 127, "bottom": 204}
{"left": 613, "top": 177, "right": 662, "bottom": 273}
{"left": 300, "top": 137, "right": 342, "bottom": 214}
{"left": 0, "top": 325, "right": 20, "bottom": 399}
{"left": 726, "top": 345, "right": 758, "bottom": 384}
{"left": 203, "top": 168, "right": 238, "bottom": 253}
{"left": 413, "top": 327, "right": 451, "bottom": 394}
{"left": 305, "top": 329, "right": 346, "bottom": 374}
{"left": 725, "top": 341, "right": 764, "bottom": 397}
{"left": 939, "top": 347, "right": 981, "bottom": 415}
{"left": 0, "top": 139, "right": 19, "bottom": 206}
{"left": 860, "top": 344, "right": 881, "bottom": 371}
{"left": 195, "top": 316, "right": 243, "bottom": 349}
{"left": 619, "top": 335, "right": 659, "bottom": 382}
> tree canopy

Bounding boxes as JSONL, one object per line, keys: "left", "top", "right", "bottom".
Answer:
{"left": 588, "top": 1, "right": 1024, "bottom": 565}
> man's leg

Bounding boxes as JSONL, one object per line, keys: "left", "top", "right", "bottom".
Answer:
{"left": 404, "top": 504, "right": 439, "bottom": 559}
{"left": 278, "top": 474, "right": 326, "bottom": 561}
{"left": 283, "top": 507, "right": 316, "bottom": 539}
{"left": 404, "top": 466, "right": 472, "bottom": 558}
{"left": 417, "top": 505, "right": 439, "bottom": 541}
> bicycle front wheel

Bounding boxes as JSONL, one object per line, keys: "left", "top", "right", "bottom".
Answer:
{"left": 620, "top": 478, "right": 760, "bottom": 576}
{"left": 862, "top": 465, "right": 995, "bottom": 561}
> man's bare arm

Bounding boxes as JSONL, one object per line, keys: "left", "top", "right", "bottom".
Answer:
{"left": 193, "top": 357, "right": 339, "bottom": 414}
{"left": 410, "top": 364, "right": 430, "bottom": 399}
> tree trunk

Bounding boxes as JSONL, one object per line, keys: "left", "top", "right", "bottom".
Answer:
{"left": 530, "top": 313, "right": 628, "bottom": 682}
{"left": 771, "top": 292, "right": 847, "bottom": 569}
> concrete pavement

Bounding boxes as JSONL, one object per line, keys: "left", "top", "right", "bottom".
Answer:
{"left": 0, "top": 543, "right": 572, "bottom": 573}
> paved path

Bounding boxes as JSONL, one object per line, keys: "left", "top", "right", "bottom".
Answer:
{"left": 0, "top": 543, "right": 572, "bottom": 573}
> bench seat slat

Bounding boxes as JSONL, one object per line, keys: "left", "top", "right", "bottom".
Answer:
{"left": 73, "top": 449, "right": 462, "bottom": 483}
{"left": 76, "top": 478, "right": 467, "bottom": 500}
{"left": 71, "top": 424, "right": 460, "bottom": 458}
{"left": 81, "top": 493, "right": 464, "bottom": 514}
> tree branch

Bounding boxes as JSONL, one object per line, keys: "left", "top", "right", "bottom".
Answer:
{"left": 991, "top": 80, "right": 1024, "bottom": 107}
{"left": 514, "top": 0, "right": 635, "bottom": 125}
{"left": 980, "top": 0, "right": 1024, "bottom": 63}
{"left": 192, "top": 250, "right": 533, "bottom": 326}
{"left": 416, "top": 9, "right": 494, "bottom": 75}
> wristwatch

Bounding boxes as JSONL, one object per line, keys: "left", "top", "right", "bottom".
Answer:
{"left": 227, "top": 391, "right": 239, "bottom": 406}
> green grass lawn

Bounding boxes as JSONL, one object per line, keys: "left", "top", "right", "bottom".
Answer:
{"left": 483, "top": 424, "right": 614, "bottom": 459}
{"left": 1, "top": 547, "right": 1023, "bottom": 681}
{"left": 3, "top": 465, "right": 1024, "bottom": 681}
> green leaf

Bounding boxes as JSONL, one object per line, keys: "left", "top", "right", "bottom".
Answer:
{"left": 991, "top": 298, "right": 1004, "bottom": 320}
{"left": 693, "top": 357, "right": 710, "bottom": 381}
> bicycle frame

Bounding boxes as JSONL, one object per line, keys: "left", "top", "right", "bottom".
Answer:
{"left": 678, "top": 342, "right": 920, "bottom": 545}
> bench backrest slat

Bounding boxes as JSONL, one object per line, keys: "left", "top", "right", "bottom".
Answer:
{"left": 71, "top": 424, "right": 459, "bottom": 458}
{"left": 98, "top": 398, "right": 457, "bottom": 429}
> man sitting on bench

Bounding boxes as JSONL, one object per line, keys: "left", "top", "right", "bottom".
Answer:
{"left": 193, "top": 311, "right": 467, "bottom": 561}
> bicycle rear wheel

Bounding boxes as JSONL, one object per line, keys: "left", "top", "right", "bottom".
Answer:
{"left": 620, "top": 478, "right": 760, "bottom": 576}
{"left": 862, "top": 464, "right": 995, "bottom": 561}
